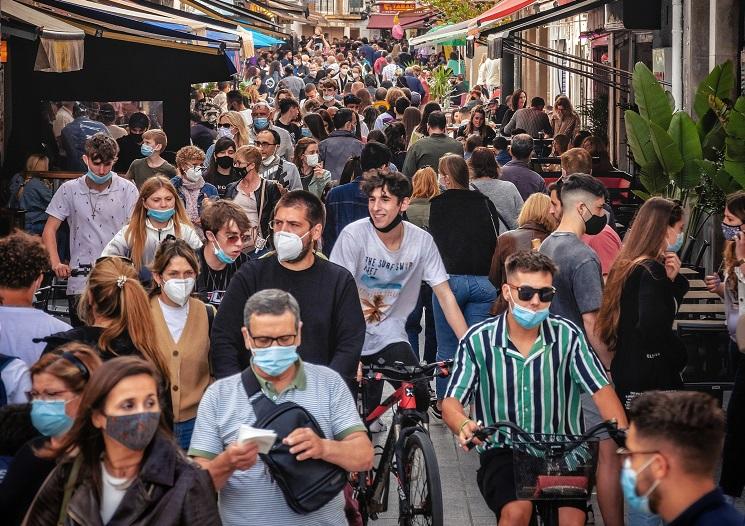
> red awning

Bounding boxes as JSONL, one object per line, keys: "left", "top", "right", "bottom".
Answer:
{"left": 367, "top": 12, "right": 432, "bottom": 29}
{"left": 477, "top": 0, "right": 535, "bottom": 25}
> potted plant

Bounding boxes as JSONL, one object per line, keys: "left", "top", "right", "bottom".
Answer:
{"left": 428, "top": 65, "right": 454, "bottom": 109}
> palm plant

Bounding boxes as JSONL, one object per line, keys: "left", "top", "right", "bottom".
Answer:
{"left": 428, "top": 65, "right": 454, "bottom": 108}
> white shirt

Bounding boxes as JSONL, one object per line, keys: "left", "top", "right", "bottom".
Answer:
{"left": 100, "top": 463, "right": 133, "bottom": 524}
{"left": 0, "top": 357, "right": 31, "bottom": 405}
{"left": 158, "top": 298, "right": 189, "bottom": 343}
{"left": 239, "top": 108, "right": 252, "bottom": 128}
{"left": 0, "top": 306, "right": 71, "bottom": 365}
{"left": 381, "top": 63, "right": 397, "bottom": 83}
{"left": 53, "top": 106, "right": 73, "bottom": 138}
{"left": 330, "top": 219, "right": 449, "bottom": 356}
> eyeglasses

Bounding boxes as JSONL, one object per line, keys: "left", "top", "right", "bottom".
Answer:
{"left": 223, "top": 233, "right": 252, "bottom": 244}
{"left": 218, "top": 123, "right": 233, "bottom": 129}
{"left": 507, "top": 284, "right": 556, "bottom": 302}
{"left": 26, "top": 389, "right": 72, "bottom": 402}
{"left": 250, "top": 333, "right": 298, "bottom": 348}
{"left": 616, "top": 447, "right": 660, "bottom": 460}
{"left": 256, "top": 141, "right": 277, "bottom": 147}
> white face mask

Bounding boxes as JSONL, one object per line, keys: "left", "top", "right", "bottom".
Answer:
{"left": 162, "top": 278, "right": 195, "bottom": 307}
{"left": 323, "top": 94, "right": 335, "bottom": 102}
{"left": 262, "top": 154, "right": 276, "bottom": 166}
{"left": 184, "top": 166, "right": 202, "bottom": 182}
{"left": 306, "top": 153, "right": 320, "bottom": 167}
{"left": 273, "top": 231, "right": 309, "bottom": 262}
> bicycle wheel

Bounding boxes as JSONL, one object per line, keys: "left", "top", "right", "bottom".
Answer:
{"left": 399, "top": 430, "right": 443, "bottom": 526}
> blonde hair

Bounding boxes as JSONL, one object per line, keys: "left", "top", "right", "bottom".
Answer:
{"left": 17, "top": 153, "right": 50, "bottom": 202}
{"left": 517, "top": 193, "right": 557, "bottom": 232}
{"left": 411, "top": 167, "right": 440, "bottom": 200}
{"left": 125, "top": 176, "right": 191, "bottom": 271}
{"left": 235, "top": 145, "right": 262, "bottom": 173}
{"left": 78, "top": 257, "right": 170, "bottom": 378}
{"left": 142, "top": 129, "right": 167, "bottom": 149}
{"left": 219, "top": 111, "right": 249, "bottom": 147}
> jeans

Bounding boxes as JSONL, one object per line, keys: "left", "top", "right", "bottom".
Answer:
{"left": 174, "top": 418, "right": 196, "bottom": 451}
{"left": 360, "top": 342, "right": 430, "bottom": 417}
{"left": 405, "top": 283, "right": 437, "bottom": 363}
{"left": 721, "top": 344, "right": 745, "bottom": 497}
{"left": 627, "top": 507, "right": 663, "bottom": 526}
{"left": 432, "top": 275, "right": 497, "bottom": 398}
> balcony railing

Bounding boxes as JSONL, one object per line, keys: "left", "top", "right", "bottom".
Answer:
{"left": 313, "top": 0, "right": 365, "bottom": 16}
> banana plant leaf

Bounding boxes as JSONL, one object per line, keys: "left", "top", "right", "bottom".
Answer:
{"left": 633, "top": 62, "right": 673, "bottom": 130}
{"left": 639, "top": 163, "right": 668, "bottom": 196}
{"left": 694, "top": 60, "right": 734, "bottom": 120}
{"left": 649, "top": 120, "right": 684, "bottom": 178}
{"left": 668, "top": 112, "right": 703, "bottom": 188}
{"left": 725, "top": 96, "right": 745, "bottom": 140}
{"left": 625, "top": 110, "right": 659, "bottom": 169}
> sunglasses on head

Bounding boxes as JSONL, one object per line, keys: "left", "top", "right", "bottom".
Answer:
{"left": 508, "top": 284, "right": 556, "bottom": 302}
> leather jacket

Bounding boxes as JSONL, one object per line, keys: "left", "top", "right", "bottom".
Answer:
{"left": 23, "top": 434, "right": 220, "bottom": 526}
{"left": 494, "top": 221, "right": 551, "bottom": 287}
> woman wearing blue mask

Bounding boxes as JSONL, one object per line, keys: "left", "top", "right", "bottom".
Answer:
{"left": 0, "top": 342, "right": 101, "bottom": 526}
{"left": 101, "top": 176, "right": 202, "bottom": 283}
{"left": 149, "top": 240, "right": 212, "bottom": 450}
{"left": 707, "top": 191, "right": 745, "bottom": 503}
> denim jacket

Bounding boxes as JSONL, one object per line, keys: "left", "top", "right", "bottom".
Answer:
{"left": 322, "top": 176, "right": 368, "bottom": 255}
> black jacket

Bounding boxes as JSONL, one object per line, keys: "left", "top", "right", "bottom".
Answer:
{"left": 23, "top": 434, "right": 220, "bottom": 526}
{"left": 611, "top": 260, "right": 690, "bottom": 408}
{"left": 41, "top": 326, "right": 139, "bottom": 359}
{"left": 429, "top": 189, "right": 499, "bottom": 276}
{"left": 224, "top": 177, "right": 282, "bottom": 244}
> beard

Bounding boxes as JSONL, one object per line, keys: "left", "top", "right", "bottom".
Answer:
{"left": 284, "top": 237, "right": 312, "bottom": 264}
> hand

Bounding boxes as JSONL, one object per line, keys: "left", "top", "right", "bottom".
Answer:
{"left": 284, "top": 428, "right": 327, "bottom": 461}
{"left": 735, "top": 232, "right": 745, "bottom": 260}
{"left": 356, "top": 361, "right": 363, "bottom": 383}
{"left": 458, "top": 419, "right": 482, "bottom": 451}
{"left": 224, "top": 441, "right": 259, "bottom": 472}
{"left": 313, "top": 163, "right": 325, "bottom": 178}
{"left": 52, "top": 262, "right": 71, "bottom": 279}
{"left": 664, "top": 252, "right": 681, "bottom": 281}
{"left": 705, "top": 274, "right": 722, "bottom": 293}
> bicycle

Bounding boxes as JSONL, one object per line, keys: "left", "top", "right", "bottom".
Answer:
{"left": 353, "top": 359, "right": 454, "bottom": 526}
{"left": 34, "top": 265, "right": 92, "bottom": 318}
{"left": 467, "top": 420, "right": 625, "bottom": 526}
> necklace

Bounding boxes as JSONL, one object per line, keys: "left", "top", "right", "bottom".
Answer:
{"left": 88, "top": 190, "right": 103, "bottom": 220}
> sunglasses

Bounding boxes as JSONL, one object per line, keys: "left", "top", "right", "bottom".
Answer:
{"left": 508, "top": 284, "right": 556, "bottom": 302}
{"left": 218, "top": 123, "right": 233, "bottom": 129}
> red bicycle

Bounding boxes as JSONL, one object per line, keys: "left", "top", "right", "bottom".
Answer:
{"left": 353, "top": 359, "right": 453, "bottom": 526}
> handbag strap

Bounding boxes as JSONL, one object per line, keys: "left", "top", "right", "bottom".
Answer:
{"left": 57, "top": 456, "right": 83, "bottom": 526}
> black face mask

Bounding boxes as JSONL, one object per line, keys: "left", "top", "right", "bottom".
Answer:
{"left": 582, "top": 206, "right": 607, "bottom": 236}
{"left": 216, "top": 155, "right": 234, "bottom": 169}
{"left": 371, "top": 213, "right": 403, "bottom": 233}
{"left": 233, "top": 166, "right": 248, "bottom": 178}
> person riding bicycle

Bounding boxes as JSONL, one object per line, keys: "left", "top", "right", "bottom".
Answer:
{"left": 442, "top": 251, "right": 627, "bottom": 526}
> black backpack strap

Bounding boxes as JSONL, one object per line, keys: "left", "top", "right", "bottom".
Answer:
{"left": 0, "top": 354, "right": 17, "bottom": 407}
{"left": 205, "top": 303, "right": 216, "bottom": 334}
{"left": 241, "top": 366, "right": 262, "bottom": 398}
{"left": 239, "top": 366, "right": 281, "bottom": 423}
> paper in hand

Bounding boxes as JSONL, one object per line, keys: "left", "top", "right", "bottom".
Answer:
{"left": 238, "top": 424, "right": 277, "bottom": 454}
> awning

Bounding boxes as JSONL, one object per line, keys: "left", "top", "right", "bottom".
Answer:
{"left": 367, "top": 12, "right": 432, "bottom": 30}
{"left": 481, "top": 0, "right": 610, "bottom": 38}
{"left": 476, "top": 0, "right": 535, "bottom": 25}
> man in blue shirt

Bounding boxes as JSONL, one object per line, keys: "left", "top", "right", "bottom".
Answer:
{"left": 622, "top": 391, "right": 744, "bottom": 526}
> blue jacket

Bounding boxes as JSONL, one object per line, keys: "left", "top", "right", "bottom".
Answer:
{"left": 403, "top": 75, "right": 425, "bottom": 96}
{"left": 322, "top": 176, "right": 368, "bottom": 255}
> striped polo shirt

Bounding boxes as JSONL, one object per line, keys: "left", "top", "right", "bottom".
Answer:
{"left": 189, "top": 360, "right": 366, "bottom": 525}
{"left": 445, "top": 313, "right": 609, "bottom": 452}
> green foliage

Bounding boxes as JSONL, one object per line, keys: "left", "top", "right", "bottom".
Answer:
{"left": 578, "top": 94, "right": 609, "bottom": 140}
{"left": 694, "top": 61, "right": 734, "bottom": 119}
{"left": 428, "top": 65, "right": 454, "bottom": 107}
{"left": 632, "top": 62, "right": 673, "bottom": 129}
{"left": 421, "top": 0, "right": 495, "bottom": 24}
{"left": 668, "top": 112, "right": 703, "bottom": 188}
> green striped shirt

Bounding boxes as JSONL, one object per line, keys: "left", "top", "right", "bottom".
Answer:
{"left": 446, "top": 313, "right": 609, "bottom": 452}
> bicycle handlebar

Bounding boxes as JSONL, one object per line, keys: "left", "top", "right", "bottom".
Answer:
{"left": 361, "top": 359, "right": 454, "bottom": 383}
{"left": 466, "top": 419, "right": 625, "bottom": 451}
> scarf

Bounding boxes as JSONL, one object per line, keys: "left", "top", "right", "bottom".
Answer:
{"left": 180, "top": 176, "right": 203, "bottom": 223}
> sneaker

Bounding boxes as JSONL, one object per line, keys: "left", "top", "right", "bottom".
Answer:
{"left": 368, "top": 419, "right": 387, "bottom": 433}
{"left": 430, "top": 400, "right": 442, "bottom": 420}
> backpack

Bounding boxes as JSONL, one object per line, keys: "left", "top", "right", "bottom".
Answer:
{"left": 0, "top": 354, "right": 18, "bottom": 407}
{"left": 241, "top": 367, "right": 347, "bottom": 514}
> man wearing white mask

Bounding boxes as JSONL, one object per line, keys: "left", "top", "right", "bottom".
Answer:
{"left": 256, "top": 129, "right": 302, "bottom": 191}
{"left": 247, "top": 102, "right": 293, "bottom": 161}
{"left": 210, "top": 191, "right": 365, "bottom": 387}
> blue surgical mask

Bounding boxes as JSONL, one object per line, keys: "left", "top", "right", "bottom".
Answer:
{"left": 140, "top": 144, "right": 155, "bottom": 157}
{"left": 147, "top": 208, "right": 175, "bottom": 222}
{"left": 722, "top": 222, "right": 742, "bottom": 241}
{"left": 620, "top": 457, "right": 660, "bottom": 515}
{"left": 252, "top": 345, "right": 299, "bottom": 376}
{"left": 254, "top": 117, "right": 269, "bottom": 130}
{"left": 211, "top": 236, "right": 236, "bottom": 264}
{"left": 301, "top": 126, "right": 312, "bottom": 138}
{"left": 86, "top": 169, "right": 113, "bottom": 185}
{"left": 508, "top": 291, "right": 550, "bottom": 329}
{"left": 667, "top": 231, "right": 684, "bottom": 253}
{"left": 31, "top": 399, "right": 74, "bottom": 437}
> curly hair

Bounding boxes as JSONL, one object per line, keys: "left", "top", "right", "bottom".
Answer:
{"left": 84, "top": 133, "right": 119, "bottom": 163}
{"left": 0, "top": 230, "right": 50, "bottom": 289}
{"left": 175, "top": 145, "right": 206, "bottom": 172}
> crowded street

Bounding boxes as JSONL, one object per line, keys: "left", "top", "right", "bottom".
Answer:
{"left": 0, "top": 0, "right": 745, "bottom": 525}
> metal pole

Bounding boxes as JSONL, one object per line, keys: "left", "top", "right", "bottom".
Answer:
{"left": 672, "top": 0, "right": 683, "bottom": 109}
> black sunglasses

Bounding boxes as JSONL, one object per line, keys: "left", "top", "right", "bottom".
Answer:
{"left": 217, "top": 123, "right": 233, "bottom": 129}
{"left": 508, "top": 284, "right": 556, "bottom": 302}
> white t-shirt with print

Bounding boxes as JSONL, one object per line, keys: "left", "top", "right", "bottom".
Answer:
{"left": 330, "top": 218, "right": 449, "bottom": 356}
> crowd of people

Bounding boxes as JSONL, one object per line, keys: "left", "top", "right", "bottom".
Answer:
{"left": 0, "top": 33, "right": 743, "bottom": 526}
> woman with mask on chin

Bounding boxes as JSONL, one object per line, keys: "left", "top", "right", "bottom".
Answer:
{"left": 597, "top": 197, "right": 688, "bottom": 415}
{"left": 170, "top": 146, "right": 218, "bottom": 239}
{"left": 149, "top": 239, "right": 212, "bottom": 450}
{"left": 23, "top": 356, "right": 220, "bottom": 526}
{"left": 204, "top": 111, "right": 249, "bottom": 173}
{"left": 204, "top": 137, "right": 239, "bottom": 198}
{"left": 293, "top": 137, "right": 331, "bottom": 198}
{"left": 101, "top": 176, "right": 202, "bottom": 283}
{"left": 0, "top": 343, "right": 101, "bottom": 526}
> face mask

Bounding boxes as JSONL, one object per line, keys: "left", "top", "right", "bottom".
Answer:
{"left": 722, "top": 222, "right": 742, "bottom": 241}
{"left": 301, "top": 127, "right": 313, "bottom": 138}
{"left": 216, "top": 155, "right": 234, "bottom": 169}
{"left": 254, "top": 117, "right": 269, "bottom": 130}
{"left": 667, "top": 231, "right": 684, "bottom": 253}
{"left": 147, "top": 208, "right": 175, "bottom": 223}
{"left": 217, "top": 127, "right": 235, "bottom": 139}
{"left": 323, "top": 94, "right": 335, "bottom": 102}
{"left": 508, "top": 291, "right": 550, "bottom": 329}
{"left": 252, "top": 345, "right": 299, "bottom": 376}
{"left": 162, "top": 277, "right": 195, "bottom": 306}
{"left": 210, "top": 235, "right": 236, "bottom": 264}
{"left": 352, "top": 72, "right": 360, "bottom": 79}
{"left": 581, "top": 205, "right": 607, "bottom": 236}
{"left": 274, "top": 230, "right": 310, "bottom": 262}
{"left": 371, "top": 213, "right": 403, "bottom": 233}
{"left": 262, "top": 154, "right": 276, "bottom": 166}
{"left": 184, "top": 166, "right": 202, "bottom": 182}
{"left": 306, "top": 153, "right": 320, "bottom": 167}
{"left": 86, "top": 169, "right": 113, "bottom": 185}
{"left": 140, "top": 144, "right": 155, "bottom": 157}
{"left": 31, "top": 399, "right": 74, "bottom": 437}
{"left": 620, "top": 457, "right": 660, "bottom": 515}
{"left": 105, "top": 411, "right": 161, "bottom": 451}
